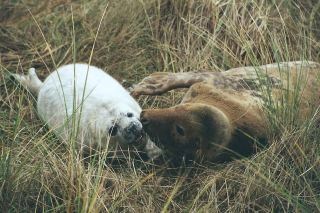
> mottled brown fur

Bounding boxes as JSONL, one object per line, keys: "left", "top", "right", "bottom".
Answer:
{"left": 133, "top": 61, "right": 320, "bottom": 162}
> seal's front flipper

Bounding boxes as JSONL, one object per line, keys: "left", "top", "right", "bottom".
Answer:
{"left": 131, "top": 71, "right": 216, "bottom": 97}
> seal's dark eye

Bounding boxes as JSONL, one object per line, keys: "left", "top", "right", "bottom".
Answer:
{"left": 108, "top": 125, "right": 118, "bottom": 136}
{"left": 175, "top": 125, "right": 185, "bottom": 136}
{"left": 127, "top": 112, "right": 133, "bottom": 118}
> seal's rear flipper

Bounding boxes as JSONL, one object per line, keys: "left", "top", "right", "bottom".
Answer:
{"left": 12, "top": 68, "right": 43, "bottom": 96}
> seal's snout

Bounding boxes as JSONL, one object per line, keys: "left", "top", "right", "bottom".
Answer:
{"left": 123, "top": 121, "right": 143, "bottom": 143}
{"left": 139, "top": 109, "right": 168, "bottom": 141}
{"left": 141, "top": 117, "right": 150, "bottom": 126}
{"left": 126, "top": 122, "right": 142, "bottom": 134}
{"left": 140, "top": 110, "right": 151, "bottom": 127}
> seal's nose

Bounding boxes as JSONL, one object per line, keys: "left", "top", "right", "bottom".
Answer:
{"left": 123, "top": 122, "right": 143, "bottom": 144}
{"left": 125, "top": 121, "right": 143, "bottom": 136}
{"left": 141, "top": 117, "right": 150, "bottom": 126}
{"left": 140, "top": 110, "right": 150, "bottom": 126}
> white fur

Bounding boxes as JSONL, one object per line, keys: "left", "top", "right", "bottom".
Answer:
{"left": 15, "top": 64, "right": 143, "bottom": 150}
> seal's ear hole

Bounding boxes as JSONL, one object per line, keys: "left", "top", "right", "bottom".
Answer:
{"left": 175, "top": 124, "right": 185, "bottom": 136}
{"left": 108, "top": 125, "right": 118, "bottom": 136}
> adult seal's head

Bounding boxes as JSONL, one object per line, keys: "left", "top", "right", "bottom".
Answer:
{"left": 140, "top": 103, "right": 233, "bottom": 160}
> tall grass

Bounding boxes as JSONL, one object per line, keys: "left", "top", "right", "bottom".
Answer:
{"left": 0, "top": 0, "right": 319, "bottom": 212}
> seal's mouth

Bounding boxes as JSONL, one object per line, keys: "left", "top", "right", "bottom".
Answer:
{"left": 154, "top": 139, "right": 165, "bottom": 150}
{"left": 144, "top": 133, "right": 164, "bottom": 149}
{"left": 124, "top": 131, "right": 144, "bottom": 145}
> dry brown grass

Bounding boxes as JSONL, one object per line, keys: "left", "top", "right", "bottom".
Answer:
{"left": 1, "top": 0, "right": 320, "bottom": 212}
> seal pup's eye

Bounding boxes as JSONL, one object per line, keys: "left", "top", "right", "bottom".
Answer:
{"left": 108, "top": 125, "right": 118, "bottom": 136}
{"left": 127, "top": 112, "right": 134, "bottom": 118}
{"left": 175, "top": 124, "right": 185, "bottom": 136}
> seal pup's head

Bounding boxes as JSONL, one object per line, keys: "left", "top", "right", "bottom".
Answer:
{"left": 89, "top": 102, "right": 144, "bottom": 148}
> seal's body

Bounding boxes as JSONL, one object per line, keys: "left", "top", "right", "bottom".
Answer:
{"left": 133, "top": 61, "right": 320, "bottom": 162}
{"left": 14, "top": 64, "right": 143, "bottom": 151}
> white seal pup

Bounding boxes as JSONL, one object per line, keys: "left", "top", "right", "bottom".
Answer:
{"left": 13, "top": 63, "right": 144, "bottom": 152}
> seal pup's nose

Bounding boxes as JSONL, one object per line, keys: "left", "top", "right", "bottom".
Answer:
{"left": 123, "top": 121, "right": 144, "bottom": 144}
{"left": 127, "top": 122, "right": 142, "bottom": 134}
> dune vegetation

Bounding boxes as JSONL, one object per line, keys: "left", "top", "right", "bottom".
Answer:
{"left": 0, "top": 0, "right": 320, "bottom": 212}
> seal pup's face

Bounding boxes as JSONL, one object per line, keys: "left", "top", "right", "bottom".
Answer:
{"left": 140, "top": 103, "right": 232, "bottom": 159}
{"left": 108, "top": 111, "right": 143, "bottom": 144}
{"left": 95, "top": 103, "right": 143, "bottom": 145}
